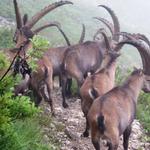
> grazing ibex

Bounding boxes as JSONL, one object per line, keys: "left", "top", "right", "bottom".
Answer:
{"left": 14, "top": 52, "right": 55, "bottom": 115}
{"left": 88, "top": 34, "right": 150, "bottom": 150}
{"left": 80, "top": 47, "right": 120, "bottom": 137}
{"left": 61, "top": 5, "right": 121, "bottom": 108}
{"left": 12, "top": 0, "right": 74, "bottom": 111}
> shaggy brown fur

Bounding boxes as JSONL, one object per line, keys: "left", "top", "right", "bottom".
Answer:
{"left": 88, "top": 69, "right": 150, "bottom": 150}
{"left": 80, "top": 52, "right": 119, "bottom": 137}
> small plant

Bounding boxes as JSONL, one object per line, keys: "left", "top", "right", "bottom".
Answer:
{"left": 71, "top": 79, "right": 78, "bottom": 96}
{"left": 27, "top": 35, "right": 50, "bottom": 71}
{"left": 137, "top": 92, "right": 150, "bottom": 135}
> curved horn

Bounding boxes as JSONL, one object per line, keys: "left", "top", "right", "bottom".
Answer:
{"left": 118, "top": 32, "right": 150, "bottom": 48}
{"left": 93, "top": 28, "right": 106, "bottom": 41}
{"left": 56, "top": 27, "right": 71, "bottom": 46}
{"left": 25, "top": 1, "right": 73, "bottom": 29}
{"left": 99, "top": 5, "right": 120, "bottom": 41}
{"left": 78, "top": 24, "right": 85, "bottom": 44}
{"left": 33, "top": 21, "right": 61, "bottom": 33}
{"left": 13, "top": 0, "right": 22, "bottom": 29}
{"left": 133, "top": 33, "right": 150, "bottom": 48}
{"left": 94, "top": 17, "right": 114, "bottom": 36}
{"left": 33, "top": 22, "right": 71, "bottom": 46}
{"left": 99, "top": 31, "right": 111, "bottom": 50}
{"left": 117, "top": 34, "right": 150, "bottom": 75}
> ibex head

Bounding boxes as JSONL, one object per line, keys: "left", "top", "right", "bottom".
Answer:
{"left": 13, "top": 0, "right": 73, "bottom": 49}
{"left": 117, "top": 32, "right": 150, "bottom": 93}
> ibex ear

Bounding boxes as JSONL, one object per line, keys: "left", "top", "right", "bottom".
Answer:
{"left": 23, "top": 14, "right": 28, "bottom": 25}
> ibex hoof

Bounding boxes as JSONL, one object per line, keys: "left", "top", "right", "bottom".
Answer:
{"left": 81, "top": 131, "right": 89, "bottom": 137}
{"left": 63, "top": 102, "right": 69, "bottom": 108}
{"left": 51, "top": 112, "right": 56, "bottom": 117}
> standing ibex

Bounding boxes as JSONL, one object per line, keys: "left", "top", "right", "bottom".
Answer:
{"left": 61, "top": 5, "right": 121, "bottom": 108}
{"left": 79, "top": 31, "right": 149, "bottom": 137}
{"left": 12, "top": 0, "right": 86, "bottom": 100}
{"left": 80, "top": 45, "right": 120, "bottom": 137}
{"left": 88, "top": 34, "right": 150, "bottom": 150}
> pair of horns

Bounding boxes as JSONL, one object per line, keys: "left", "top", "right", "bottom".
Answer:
{"left": 94, "top": 5, "right": 120, "bottom": 42}
{"left": 117, "top": 32, "right": 150, "bottom": 75}
{"left": 13, "top": 0, "right": 73, "bottom": 29}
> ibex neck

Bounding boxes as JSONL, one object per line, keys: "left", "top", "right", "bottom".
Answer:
{"left": 108, "top": 61, "right": 116, "bottom": 81}
{"left": 123, "top": 77, "right": 143, "bottom": 102}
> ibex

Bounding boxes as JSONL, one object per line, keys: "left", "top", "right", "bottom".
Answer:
{"left": 88, "top": 33, "right": 150, "bottom": 150}
{"left": 61, "top": 5, "right": 121, "bottom": 108}
{"left": 80, "top": 45, "right": 120, "bottom": 137}
{"left": 80, "top": 31, "right": 150, "bottom": 136}
{"left": 14, "top": 53, "right": 55, "bottom": 115}
{"left": 12, "top": 0, "right": 86, "bottom": 101}
{"left": 12, "top": 0, "right": 74, "bottom": 112}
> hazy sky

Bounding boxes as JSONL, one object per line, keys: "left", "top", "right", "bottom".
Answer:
{"left": 72, "top": 0, "right": 150, "bottom": 37}
{"left": 69, "top": 0, "right": 150, "bottom": 67}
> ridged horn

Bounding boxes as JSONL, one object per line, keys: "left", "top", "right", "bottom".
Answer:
{"left": 133, "top": 33, "right": 150, "bottom": 47}
{"left": 33, "top": 22, "right": 71, "bottom": 46}
{"left": 117, "top": 33, "right": 150, "bottom": 75}
{"left": 99, "top": 5, "right": 120, "bottom": 41}
{"left": 94, "top": 17, "right": 114, "bottom": 36}
{"left": 13, "top": 0, "right": 22, "bottom": 29}
{"left": 25, "top": 1, "right": 73, "bottom": 29}
{"left": 33, "top": 21, "right": 61, "bottom": 33}
{"left": 56, "top": 27, "right": 71, "bottom": 46}
{"left": 78, "top": 24, "right": 85, "bottom": 44}
{"left": 99, "top": 31, "right": 111, "bottom": 50}
{"left": 93, "top": 28, "right": 106, "bottom": 41}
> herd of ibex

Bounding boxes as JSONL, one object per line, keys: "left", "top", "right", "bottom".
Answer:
{"left": 2, "top": 0, "right": 150, "bottom": 149}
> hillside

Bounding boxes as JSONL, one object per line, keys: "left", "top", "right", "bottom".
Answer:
{"left": 1, "top": 0, "right": 149, "bottom": 67}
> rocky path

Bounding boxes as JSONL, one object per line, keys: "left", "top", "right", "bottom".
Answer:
{"left": 43, "top": 88, "right": 150, "bottom": 150}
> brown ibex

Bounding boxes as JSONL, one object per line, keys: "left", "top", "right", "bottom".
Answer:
{"left": 14, "top": 53, "right": 54, "bottom": 115}
{"left": 88, "top": 34, "right": 150, "bottom": 150}
{"left": 80, "top": 46, "right": 120, "bottom": 137}
{"left": 61, "top": 5, "right": 121, "bottom": 108}
{"left": 12, "top": 0, "right": 74, "bottom": 112}
{"left": 12, "top": 0, "right": 86, "bottom": 103}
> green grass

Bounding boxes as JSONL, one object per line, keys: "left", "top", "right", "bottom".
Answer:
{"left": 137, "top": 93, "right": 150, "bottom": 137}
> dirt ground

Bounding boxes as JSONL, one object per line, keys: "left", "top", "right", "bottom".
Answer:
{"left": 43, "top": 88, "right": 150, "bottom": 150}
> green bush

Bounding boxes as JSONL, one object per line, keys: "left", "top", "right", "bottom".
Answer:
{"left": 71, "top": 79, "right": 78, "bottom": 96}
{"left": 0, "top": 34, "right": 60, "bottom": 150}
{"left": 137, "top": 93, "right": 150, "bottom": 135}
{"left": 0, "top": 51, "right": 9, "bottom": 70}
{"left": 0, "top": 117, "right": 52, "bottom": 150}
{"left": 27, "top": 35, "right": 50, "bottom": 71}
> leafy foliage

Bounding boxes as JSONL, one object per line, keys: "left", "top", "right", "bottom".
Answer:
{"left": 137, "top": 93, "right": 150, "bottom": 135}
{"left": 0, "top": 36, "right": 58, "bottom": 150}
{"left": 27, "top": 35, "right": 50, "bottom": 71}
{"left": 0, "top": 51, "right": 9, "bottom": 71}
